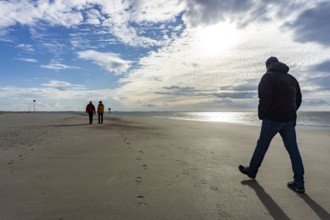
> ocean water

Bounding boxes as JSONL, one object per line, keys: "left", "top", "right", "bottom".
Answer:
{"left": 112, "top": 111, "right": 330, "bottom": 128}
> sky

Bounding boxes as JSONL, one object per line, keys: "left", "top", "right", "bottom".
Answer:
{"left": 1, "top": 0, "right": 330, "bottom": 112}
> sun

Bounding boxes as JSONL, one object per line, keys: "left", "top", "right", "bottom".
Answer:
{"left": 197, "top": 22, "right": 239, "bottom": 57}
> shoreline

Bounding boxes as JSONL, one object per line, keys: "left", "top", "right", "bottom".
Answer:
{"left": 1, "top": 111, "right": 329, "bottom": 129}
{"left": 0, "top": 113, "right": 329, "bottom": 219}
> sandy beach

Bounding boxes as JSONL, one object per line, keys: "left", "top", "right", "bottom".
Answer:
{"left": 0, "top": 112, "right": 329, "bottom": 220}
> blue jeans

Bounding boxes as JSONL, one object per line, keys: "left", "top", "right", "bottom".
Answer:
{"left": 249, "top": 119, "right": 304, "bottom": 186}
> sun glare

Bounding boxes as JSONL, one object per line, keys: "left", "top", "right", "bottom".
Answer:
{"left": 197, "top": 23, "right": 239, "bottom": 57}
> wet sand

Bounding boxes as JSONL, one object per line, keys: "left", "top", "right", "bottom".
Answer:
{"left": 0, "top": 112, "right": 329, "bottom": 220}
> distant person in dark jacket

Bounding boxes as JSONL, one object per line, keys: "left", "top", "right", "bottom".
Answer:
{"left": 97, "top": 101, "right": 105, "bottom": 124}
{"left": 239, "top": 57, "right": 305, "bottom": 193}
{"left": 86, "top": 101, "right": 96, "bottom": 124}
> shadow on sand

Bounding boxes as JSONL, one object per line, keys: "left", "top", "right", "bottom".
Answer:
{"left": 241, "top": 180, "right": 290, "bottom": 220}
{"left": 241, "top": 180, "right": 330, "bottom": 220}
{"left": 52, "top": 123, "right": 89, "bottom": 127}
{"left": 298, "top": 193, "right": 330, "bottom": 219}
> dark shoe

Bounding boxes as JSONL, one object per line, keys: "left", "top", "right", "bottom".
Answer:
{"left": 287, "top": 180, "right": 305, "bottom": 193}
{"left": 239, "top": 165, "right": 256, "bottom": 179}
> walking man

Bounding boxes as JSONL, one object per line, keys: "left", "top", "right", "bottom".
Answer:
{"left": 86, "top": 101, "right": 96, "bottom": 124}
{"left": 239, "top": 57, "right": 305, "bottom": 193}
{"left": 97, "top": 101, "right": 105, "bottom": 124}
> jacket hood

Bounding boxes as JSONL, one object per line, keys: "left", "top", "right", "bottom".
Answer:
{"left": 267, "top": 61, "right": 289, "bottom": 73}
{"left": 266, "top": 56, "right": 279, "bottom": 67}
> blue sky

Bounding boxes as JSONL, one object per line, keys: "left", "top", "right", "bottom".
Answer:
{"left": 1, "top": 0, "right": 330, "bottom": 112}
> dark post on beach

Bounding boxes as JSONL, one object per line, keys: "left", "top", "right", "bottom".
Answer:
{"left": 33, "top": 100, "right": 36, "bottom": 113}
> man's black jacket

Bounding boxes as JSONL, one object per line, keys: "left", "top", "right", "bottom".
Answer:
{"left": 258, "top": 61, "right": 302, "bottom": 122}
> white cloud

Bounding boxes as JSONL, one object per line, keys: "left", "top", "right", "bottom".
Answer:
{"left": 16, "top": 58, "right": 38, "bottom": 63}
{"left": 41, "top": 63, "right": 80, "bottom": 70}
{"left": 85, "top": 8, "right": 103, "bottom": 25}
{"left": 42, "top": 80, "right": 74, "bottom": 87}
{"left": 0, "top": 1, "right": 39, "bottom": 27}
{"left": 37, "top": 1, "right": 84, "bottom": 28}
{"left": 16, "top": 44, "right": 35, "bottom": 52}
{"left": 41, "top": 80, "right": 85, "bottom": 91}
{"left": 78, "top": 50, "right": 131, "bottom": 74}
{"left": 0, "top": 0, "right": 184, "bottom": 48}
{"left": 130, "top": 0, "right": 184, "bottom": 23}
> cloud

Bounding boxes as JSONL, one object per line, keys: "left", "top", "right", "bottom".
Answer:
{"left": 0, "top": 1, "right": 83, "bottom": 28}
{"left": 310, "top": 60, "right": 330, "bottom": 73}
{"left": 0, "top": 0, "right": 184, "bottom": 50}
{"left": 159, "top": 86, "right": 202, "bottom": 96}
{"left": 16, "top": 44, "right": 35, "bottom": 52}
{"left": 220, "top": 80, "right": 258, "bottom": 93}
{"left": 183, "top": 0, "right": 253, "bottom": 27}
{"left": 0, "top": 1, "right": 37, "bottom": 27}
{"left": 41, "top": 63, "right": 80, "bottom": 70}
{"left": 84, "top": 8, "right": 103, "bottom": 25}
{"left": 306, "top": 75, "right": 330, "bottom": 91}
{"left": 42, "top": 80, "right": 84, "bottom": 91}
{"left": 16, "top": 58, "right": 38, "bottom": 63}
{"left": 302, "top": 60, "right": 330, "bottom": 91}
{"left": 130, "top": 0, "right": 184, "bottom": 23}
{"left": 0, "top": 29, "right": 12, "bottom": 42}
{"left": 157, "top": 84, "right": 256, "bottom": 100}
{"left": 42, "top": 80, "right": 73, "bottom": 87}
{"left": 182, "top": 0, "right": 306, "bottom": 28}
{"left": 144, "top": 104, "right": 157, "bottom": 108}
{"left": 98, "top": 0, "right": 184, "bottom": 47}
{"left": 211, "top": 92, "right": 256, "bottom": 99}
{"left": 286, "top": 2, "right": 330, "bottom": 46}
{"left": 78, "top": 50, "right": 132, "bottom": 74}
{"left": 303, "top": 99, "right": 328, "bottom": 106}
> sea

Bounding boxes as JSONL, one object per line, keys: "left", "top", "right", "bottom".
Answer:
{"left": 111, "top": 111, "right": 330, "bottom": 128}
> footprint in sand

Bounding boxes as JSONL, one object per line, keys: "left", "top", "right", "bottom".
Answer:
{"left": 135, "top": 177, "right": 142, "bottom": 184}
{"left": 182, "top": 169, "right": 189, "bottom": 175}
{"left": 139, "top": 150, "right": 144, "bottom": 154}
{"left": 209, "top": 185, "right": 218, "bottom": 191}
{"left": 136, "top": 195, "right": 147, "bottom": 207}
{"left": 200, "top": 179, "right": 208, "bottom": 185}
{"left": 136, "top": 157, "right": 142, "bottom": 161}
{"left": 122, "top": 137, "right": 130, "bottom": 144}
{"left": 142, "top": 164, "right": 148, "bottom": 170}
{"left": 216, "top": 204, "right": 230, "bottom": 218}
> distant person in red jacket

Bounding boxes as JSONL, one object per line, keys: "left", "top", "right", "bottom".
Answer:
{"left": 86, "top": 101, "right": 96, "bottom": 124}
